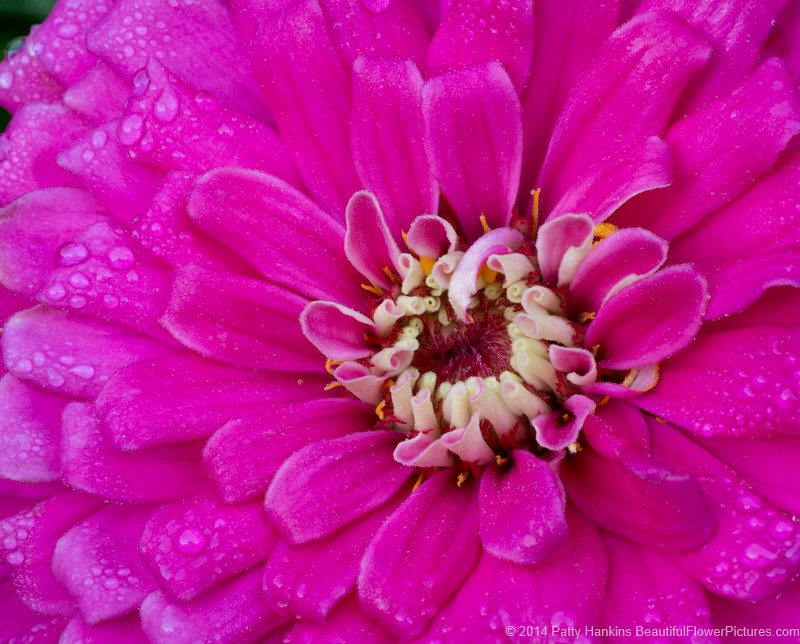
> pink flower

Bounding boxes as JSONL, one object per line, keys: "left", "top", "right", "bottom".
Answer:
{"left": 1, "top": 0, "right": 800, "bottom": 641}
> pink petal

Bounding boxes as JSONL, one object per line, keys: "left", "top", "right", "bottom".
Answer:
{"left": 583, "top": 398, "right": 650, "bottom": 462}
{"left": 422, "top": 63, "right": 522, "bottom": 240}
{"left": 266, "top": 431, "right": 409, "bottom": 544}
{"left": 537, "top": 10, "right": 711, "bottom": 211}
{"left": 351, "top": 57, "right": 437, "bottom": 240}
{"left": 0, "top": 492, "right": 101, "bottom": 615}
{"left": 61, "top": 613, "right": 149, "bottom": 644}
{"left": 532, "top": 394, "right": 596, "bottom": 452}
{"left": 264, "top": 495, "right": 401, "bottom": 622}
{"left": 613, "top": 58, "right": 800, "bottom": 239}
{"left": 161, "top": 265, "right": 319, "bottom": 371}
{"left": 669, "top": 151, "right": 800, "bottom": 319}
{"left": 0, "top": 104, "right": 87, "bottom": 207}
{"left": 96, "top": 353, "right": 328, "bottom": 450}
{"left": 426, "top": 0, "right": 534, "bottom": 93}
{"left": 585, "top": 265, "right": 707, "bottom": 370}
{"left": 709, "top": 578, "right": 800, "bottom": 633}
{"left": 567, "top": 227, "right": 668, "bottom": 315}
{"left": 635, "top": 324, "right": 800, "bottom": 439}
{"left": 602, "top": 534, "right": 714, "bottom": 632}
{"left": 0, "top": 30, "right": 63, "bottom": 113}
{"left": 0, "top": 188, "right": 107, "bottom": 298}
{"left": 287, "top": 593, "right": 395, "bottom": 643}
{"left": 204, "top": 398, "right": 374, "bottom": 503}
{"left": 548, "top": 136, "right": 672, "bottom": 222}
{"left": 3, "top": 306, "right": 172, "bottom": 399}
{"left": 118, "top": 58, "right": 299, "bottom": 185}
{"left": 61, "top": 402, "right": 205, "bottom": 503}
{"left": 0, "top": 580, "right": 68, "bottom": 642}
{"left": 140, "top": 492, "right": 278, "bottom": 601}
{"left": 0, "top": 375, "right": 65, "bottom": 484}
{"left": 140, "top": 568, "right": 288, "bottom": 643}
{"left": 57, "top": 120, "right": 163, "bottom": 226}
{"left": 561, "top": 447, "right": 715, "bottom": 552}
{"left": 534, "top": 213, "right": 594, "bottom": 287}
{"left": 87, "top": 0, "right": 267, "bottom": 118}
{"left": 189, "top": 168, "right": 364, "bottom": 308}
{"left": 405, "top": 215, "right": 459, "bottom": 258}
{"left": 358, "top": 470, "right": 481, "bottom": 638}
{"left": 63, "top": 62, "right": 130, "bottom": 124}
{"left": 300, "top": 300, "right": 376, "bottom": 361}
{"left": 520, "top": 0, "right": 621, "bottom": 191}
{"left": 479, "top": 450, "right": 567, "bottom": 565}
{"left": 252, "top": 0, "right": 361, "bottom": 217}
{"left": 52, "top": 505, "right": 156, "bottom": 623}
{"left": 419, "top": 508, "right": 607, "bottom": 641}
{"left": 344, "top": 191, "right": 402, "bottom": 289}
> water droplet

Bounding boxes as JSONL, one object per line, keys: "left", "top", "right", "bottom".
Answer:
{"left": 193, "top": 91, "right": 218, "bottom": 112}
{"left": 15, "top": 358, "right": 32, "bottom": 373}
{"left": 175, "top": 527, "right": 205, "bottom": 555}
{"left": 0, "top": 71, "right": 13, "bottom": 90}
{"left": 6, "top": 551, "right": 23, "bottom": 566}
{"left": 57, "top": 23, "right": 80, "bottom": 38}
{"left": 217, "top": 123, "right": 234, "bottom": 138}
{"left": 91, "top": 130, "right": 108, "bottom": 149}
{"left": 58, "top": 242, "right": 89, "bottom": 266}
{"left": 69, "top": 364, "right": 95, "bottom": 380}
{"left": 132, "top": 69, "right": 150, "bottom": 96}
{"left": 107, "top": 246, "right": 134, "bottom": 270}
{"left": 118, "top": 114, "right": 145, "bottom": 146}
{"left": 68, "top": 272, "right": 90, "bottom": 289}
{"left": 736, "top": 494, "right": 763, "bottom": 513}
{"left": 47, "top": 369, "right": 65, "bottom": 387}
{"left": 103, "top": 577, "right": 119, "bottom": 589}
{"left": 154, "top": 88, "right": 179, "bottom": 123}
{"left": 69, "top": 294, "right": 87, "bottom": 309}
{"left": 777, "top": 388, "right": 796, "bottom": 409}
{"left": 45, "top": 282, "right": 67, "bottom": 302}
{"left": 103, "top": 294, "right": 119, "bottom": 309}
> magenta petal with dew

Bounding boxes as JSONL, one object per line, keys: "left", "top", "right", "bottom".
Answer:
{"left": 266, "top": 431, "right": 409, "bottom": 544}
{"left": 61, "top": 402, "right": 206, "bottom": 503}
{"left": 419, "top": 508, "right": 607, "bottom": 641}
{"left": 0, "top": 491, "right": 101, "bottom": 615}
{"left": 359, "top": 470, "right": 481, "bottom": 638}
{"left": 0, "top": 188, "right": 107, "bottom": 298}
{"left": 300, "top": 300, "right": 376, "bottom": 361}
{"left": 0, "top": 375, "right": 66, "bottom": 484}
{"left": 189, "top": 168, "right": 364, "bottom": 308}
{"left": 3, "top": 306, "right": 172, "bottom": 399}
{"left": 448, "top": 227, "right": 523, "bottom": 320}
{"left": 96, "top": 353, "right": 327, "bottom": 450}
{"left": 709, "top": 579, "right": 800, "bottom": 634}
{"left": 602, "top": 534, "right": 714, "bottom": 633}
{"left": 162, "top": 265, "right": 319, "bottom": 371}
{"left": 252, "top": 0, "right": 361, "bottom": 217}
{"left": 0, "top": 581, "right": 68, "bottom": 643}
{"left": 582, "top": 398, "right": 650, "bottom": 463}
{"left": 535, "top": 213, "right": 594, "bottom": 286}
{"left": 288, "top": 593, "right": 395, "bottom": 644}
{"left": 60, "top": 614, "right": 149, "bottom": 644}
{"left": 344, "top": 191, "right": 402, "bottom": 289}
{"left": 0, "top": 29, "right": 64, "bottom": 114}
{"left": 0, "top": 104, "right": 86, "bottom": 207}
{"left": 351, "top": 57, "right": 437, "bottom": 241}
{"left": 422, "top": 63, "right": 522, "bottom": 240}
{"left": 585, "top": 265, "right": 707, "bottom": 370}
{"left": 537, "top": 10, "right": 710, "bottom": 210}
{"left": 532, "top": 394, "right": 595, "bottom": 451}
{"left": 479, "top": 451, "right": 567, "bottom": 565}
{"left": 426, "top": 0, "right": 534, "bottom": 93}
{"left": 614, "top": 58, "right": 800, "bottom": 239}
{"left": 669, "top": 151, "right": 800, "bottom": 319}
{"left": 62, "top": 62, "right": 129, "bottom": 124}
{"left": 52, "top": 505, "right": 156, "bottom": 624}
{"left": 561, "top": 447, "right": 715, "bottom": 553}
{"left": 264, "top": 494, "right": 402, "bottom": 622}
{"left": 140, "top": 491, "right": 278, "bottom": 602}
{"left": 549, "top": 137, "right": 672, "bottom": 223}
{"left": 140, "top": 568, "right": 288, "bottom": 644}
{"left": 634, "top": 325, "right": 800, "bottom": 439}
{"left": 568, "top": 227, "right": 668, "bottom": 315}
{"left": 204, "top": 398, "right": 374, "bottom": 503}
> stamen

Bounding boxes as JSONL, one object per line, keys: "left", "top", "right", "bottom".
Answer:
{"left": 401, "top": 231, "right": 409, "bottom": 246}
{"left": 325, "top": 359, "right": 340, "bottom": 376}
{"left": 382, "top": 266, "right": 400, "bottom": 283}
{"left": 593, "top": 222, "right": 618, "bottom": 239}
{"left": 456, "top": 471, "right": 470, "bottom": 487}
{"left": 578, "top": 311, "right": 596, "bottom": 323}
{"left": 479, "top": 214, "right": 491, "bottom": 234}
{"left": 495, "top": 454, "right": 509, "bottom": 466}
{"left": 530, "top": 188, "right": 541, "bottom": 240}
{"left": 655, "top": 416, "right": 668, "bottom": 424}
{"left": 412, "top": 472, "right": 425, "bottom": 492}
{"left": 375, "top": 399, "right": 386, "bottom": 420}
{"left": 480, "top": 264, "right": 498, "bottom": 284}
{"left": 419, "top": 256, "right": 437, "bottom": 275}
{"left": 361, "top": 283, "right": 384, "bottom": 297}
{"left": 323, "top": 381, "right": 343, "bottom": 391}
{"left": 598, "top": 395, "right": 611, "bottom": 406}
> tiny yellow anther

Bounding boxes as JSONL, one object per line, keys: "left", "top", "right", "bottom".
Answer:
{"left": 456, "top": 471, "right": 470, "bottom": 487}
{"left": 495, "top": 454, "right": 509, "bottom": 466}
{"left": 480, "top": 263, "right": 498, "bottom": 284}
{"left": 479, "top": 214, "right": 491, "bottom": 234}
{"left": 401, "top": 231, "right": 409, "bottom": 247}
{"left": 567, "top": 442, "right": 582, "bottom": 454}
{"left": 578, "top": 311, "right": 596, "bottom": 323}
{"left": 325, "top": 359, "right": 338, "bottom": 376}
{"left": 375, "top": 400, "right": 386, "bottom": 420}
{"left": 412, "top": 472, "right": 425, "bottom": 492}
{"left": 382, "top": 266, "right": 399, "bottom": 283}
{"left": 598, "top": 395, "right": 611, "bottom": 407}
{"left": 591, "top": 344, "right": 601, "bottom": 357}
{"left": 324, "top": 381, "right": 343, "bottom": 391}
{"left": 530, "top": 188, "right": 541, "bottom": 239}
{"left": 361, "top": 283, "right": 384, "bottom": 297}
{"left": 594, "top": 223, "right": 618, "bottom": 240}
{"left": 419, "top": 256, "right": 437, "bottom": 276}
{"left": 655, "top": 416, "right": 668, "bottom": 424}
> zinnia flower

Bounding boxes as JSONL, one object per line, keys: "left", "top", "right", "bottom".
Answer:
{"left": 1, "top": 0, "right": 800, "bottom": 641}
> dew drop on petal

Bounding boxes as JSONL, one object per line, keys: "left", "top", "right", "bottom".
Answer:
{"left": 174, "top": 527, "right": 205, "bottom": 555}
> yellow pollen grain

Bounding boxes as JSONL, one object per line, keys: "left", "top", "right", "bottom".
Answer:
{"left": 412, "top": 472, "right": 425, "bottom": 492}
{"left": 456, "top": 471, "right": 470, "bottom": 487}
{"left": 479, "top": 214, "right": 491, "bottom": 234}
{"left": 594, "top": 222, "right": 618, "bottom": 239}
{"left": 567, "top": 442, "right": 582, "bottom": 454}
{"left": 419, "top": 256, "right": 437, "bottom": 275}
{"left": 495, "top": 455, "right": 509, "bottom": 466}
{"left": 530, "top": 188, "right": 541, "bottom": 239}
{"left": 480, "top": 263, "right": 498, "bottom": 284}
{"left": 361, "top": 283, "right": 384, "bottom": 297}
{"left": 578, "top": 311, "right": 596, "bottom": 323}
{"left": 375, "top": 400, "right": 386, "bottom": 420}
{"left": 323, "top": 381, "right": 343, "bottom": 391}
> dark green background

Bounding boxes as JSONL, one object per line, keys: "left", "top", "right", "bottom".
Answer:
{"left": 1, "top": 0, "right": 56, "bottom": 130}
